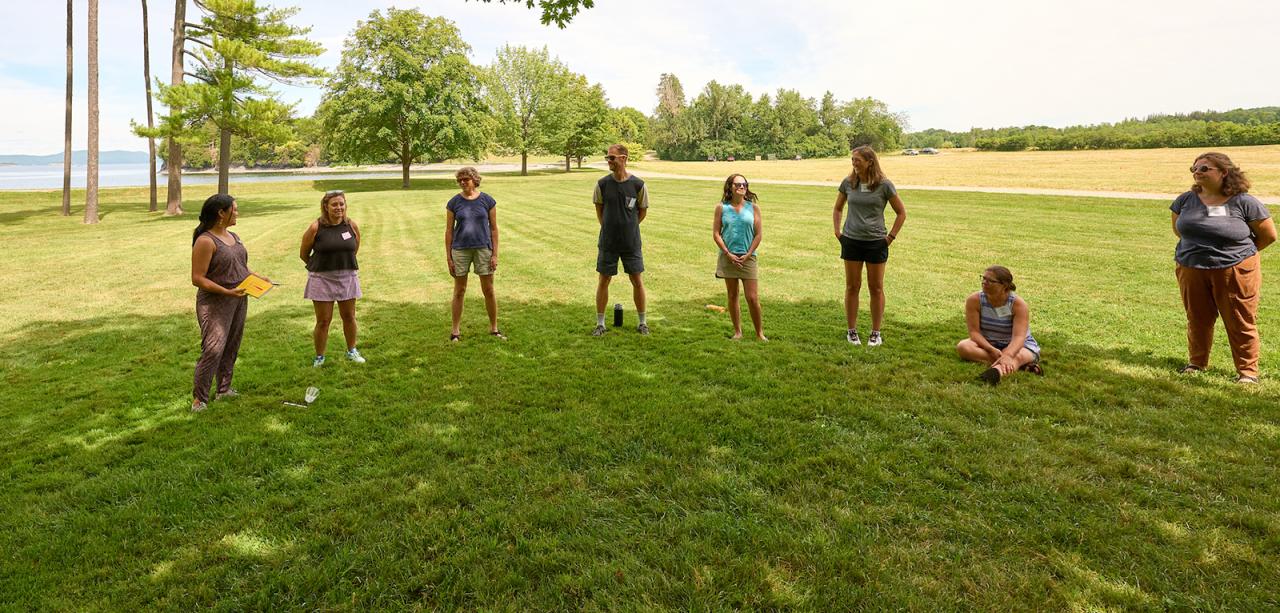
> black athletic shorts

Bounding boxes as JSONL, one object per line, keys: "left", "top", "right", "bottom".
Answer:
{"left": 597, "top": 249, "right": 644, "bottom": 276}
{"left": 839, "top": 235, "right": 889, "bottom": 264}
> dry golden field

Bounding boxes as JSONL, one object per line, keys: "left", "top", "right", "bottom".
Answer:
{"left": 631, "top": 145, "right": 1280, "bottom": 198}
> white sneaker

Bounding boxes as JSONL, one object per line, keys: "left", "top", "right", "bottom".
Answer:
{"left": 346, "top": 348, "right": 366, "bottom": 364}
{"left": 312, "top": 355, "right": 326, "bottom": 368}
{"left": 867, "top": 331, "right": 883, "bottom": 347}
{"left": 846, "top": 330, "right": 861, "bottom": 345}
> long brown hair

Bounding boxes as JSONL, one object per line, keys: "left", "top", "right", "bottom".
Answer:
{"left": 1191, "top": 152, "right": 1251, "bottom": 197}
{"left": 318, "top": 190, "right": 348, "bottom": 226}
{"left": 849, "top": 145, "right": 886, "bottom": 190}
{"left": 721, "top": 174, "right": 759, "bottom": 204}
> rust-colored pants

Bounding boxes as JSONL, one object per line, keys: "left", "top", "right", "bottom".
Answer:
{"left": 1175, "top": 254, "right": 1261, "bottom": 378}
{"left": 193, "top": 292, "right": 248, "bottom": 403}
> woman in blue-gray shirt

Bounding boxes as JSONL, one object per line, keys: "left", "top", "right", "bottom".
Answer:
{"left": 1171, "top": 152, "right": 1275, "bottom": 383}
{"left": 832, "top": 145, "right": 907, "bottom": 347}
{"left": 713, "top": 174, "right": 765, "bottom": 340}
{"left": 445, "top": 167, "right": 503, "bottom": 342}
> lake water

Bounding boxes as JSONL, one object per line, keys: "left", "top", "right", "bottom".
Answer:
{"left": 0, "top": 163, "right": 478, "bottom": 191}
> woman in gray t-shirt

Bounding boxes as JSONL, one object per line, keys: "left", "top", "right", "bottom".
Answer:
{"left": 1171, "top": 152, "right": 1276, "bottom": 383}
{"left": 831, "top": 145, "right": 907, "bottom": 347}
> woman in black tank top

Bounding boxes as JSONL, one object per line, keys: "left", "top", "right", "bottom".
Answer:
{"left": 300, "top": 190, "right": 365, "bottom": 367}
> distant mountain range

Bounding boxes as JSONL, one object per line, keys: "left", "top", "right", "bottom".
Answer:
{"left": 0, "top": 150, "right": 150, "bottom": 165}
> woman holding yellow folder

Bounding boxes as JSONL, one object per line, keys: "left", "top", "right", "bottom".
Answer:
{"left": 189, "top": 194, "right": 267, "bottom": 413}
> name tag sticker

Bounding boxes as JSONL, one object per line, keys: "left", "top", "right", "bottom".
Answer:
{"left": 993, "top": 304, "right": 1013, "bottom": 318}
{"left": 1206, "top": 206, "right": 1228, "bottom": 218}
{"left": 626, "top": 197, "right": 636, "bottom": 210}
{"left": 341, "top": 231, "right": 353, "bottom": 240}
{"left": 859, "top": 184, "right": 870, "bottom": 193}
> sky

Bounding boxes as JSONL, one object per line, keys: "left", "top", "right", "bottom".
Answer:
{"left": 2, "top": 0, "right": 1278, "bottom": 155}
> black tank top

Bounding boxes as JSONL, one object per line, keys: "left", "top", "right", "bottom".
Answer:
{"left": 307, "top": 221, "right": 359, "bottom": 272}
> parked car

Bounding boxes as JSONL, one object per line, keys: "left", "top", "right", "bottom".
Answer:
{"left": 921, "top": 147, "right": 938, "bottom": 155}
{"left": 903, "top": 149, "right": 918, "bottom": 156}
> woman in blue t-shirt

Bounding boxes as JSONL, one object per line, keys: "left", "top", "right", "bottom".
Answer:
{"left": 713, "top": 174, "right": 766, "bottom": 340}
{"left": 832, "top": 145, "right": 907, "bottom": 347}
{"left": 445, "top": 167, "right": 503, "bottom": 342}
{"left": 1171, "top": 152, "right": 1276, "bottom": 383}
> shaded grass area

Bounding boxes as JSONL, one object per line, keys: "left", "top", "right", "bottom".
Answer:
{"left": 2, "top": 173, "right": 1279, "bottom": 609}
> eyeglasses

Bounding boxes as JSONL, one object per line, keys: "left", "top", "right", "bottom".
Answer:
{"left": 605, "top": 154, "right": 627, "bottom": 162}
{"left": 456, "top": 177, "right": 473, "bottom": 183}
{"left": 980, "top": 276, "right": 999, "bottom": 284}
{"left": 732, "top": 182, "right": 748, "bottom": 188}
{"left": 1190, "top": 165, "right": 1216, "bottom": 174}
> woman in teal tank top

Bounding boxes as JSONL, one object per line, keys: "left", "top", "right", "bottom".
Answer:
{"left": 713, "top": 174, "right": 766, "bottom": 340}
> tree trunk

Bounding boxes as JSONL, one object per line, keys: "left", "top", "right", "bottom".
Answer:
{"left": 142, "top": 0, "right": 157, "bottom": 211}
{"left": 164, "top": 0, "right": 185, "bottom": 215}
{"left": 564, "top": 154, "right": 571, "bottom": 172}
{"left": 217, "top": 126, "right": 231, "bottom": 195}
{"left": 61, "top": 0, "right": 72, "bottom": 216}
{"left": 84, "top": 0, "right": 99, "bottom": 224}
{"left": 521, "top": 151, "right": 528, "bottom": 176}
{"left": 401, "top": 154, "right": 410, "bottom": 189}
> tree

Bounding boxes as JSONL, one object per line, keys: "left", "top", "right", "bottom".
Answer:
{"left": 165, "top": 0, "right": 186, "bottom": 215}
{"left": 320, "top": 9, "right": 490, "bottom": 189}
{"left": 546, "top": 75, "right": 610, "bottom": 171}
{"left": 141, "top": 0, "right": 158, "bottom": 211}
{"left": 147, "top": 0, "right": 324, "bottom": 195}
{"left": 486, "top": 45, "right": 569, "bottom": 175}
{"left": 85, "top": 0, "right": 99, "bottom": 224}
{"left": 473, "top": 0, "right": 594, "bottom": 28}
{"left": 61, "top": 0, "right": 72, "bottom": 216}
{"left": 609, "top": 106, "right": 649, "bottom": 149}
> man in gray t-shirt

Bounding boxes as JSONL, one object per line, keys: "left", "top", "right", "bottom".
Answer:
{"left": 591, "top": 144, "right": 651, "bottom": 336}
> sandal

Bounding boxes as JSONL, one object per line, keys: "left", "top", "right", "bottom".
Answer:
{"left": 449, "top": 334, "right": 461, "bottom": 343}
{"left": 1019, "top": 362, "right": 1044, "bottom": 376}
{"left": 1177, "top": 364, "right": 1204, "bottom": 374}
{"left": 490, "top": 330, "right": 507, "bottom": 341}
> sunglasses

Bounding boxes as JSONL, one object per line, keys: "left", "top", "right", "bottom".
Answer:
{"left": 456, "top": 177, "right": 473, "bottom": 183}
{"left": 324, "top": 189, "right": 345, "bottom": 197}
{"left": 732, "top": 182, "right": 748, "bottom": 188}
{"left": 605, "top": 154, "right": 627, "bottom": 162}
{"left": 1190, "top": 165, "right": 1216, "bottom": 174}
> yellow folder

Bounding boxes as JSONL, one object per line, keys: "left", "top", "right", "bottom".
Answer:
{"left": 235, "top": 274, "right": 276, "bottom": 298}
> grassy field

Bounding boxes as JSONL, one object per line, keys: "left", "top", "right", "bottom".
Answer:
{"left": 631, "top": 144, "right": 1280, "bottom": 198}
{"left": 2, "top": 174, "right": 1279, "bottom": 610}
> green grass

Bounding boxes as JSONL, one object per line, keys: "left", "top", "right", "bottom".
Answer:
{"left": 2, "top": 173, "right": 1279, "bottom": 610}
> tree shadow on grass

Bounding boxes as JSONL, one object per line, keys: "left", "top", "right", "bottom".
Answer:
{"left": 0, "top": 299, "right": 1277, "bottom": 610}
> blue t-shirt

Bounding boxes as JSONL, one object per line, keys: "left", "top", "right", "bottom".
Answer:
{"left": 447, "top": 192, "right": 496, "bottom": 250}
{"left": 1170, "top": 191, "right": 1270, "bottom": 269}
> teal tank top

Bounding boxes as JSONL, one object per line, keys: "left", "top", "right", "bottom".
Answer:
{"left": 720, "top": 201, "right": 756, "bottom": 255}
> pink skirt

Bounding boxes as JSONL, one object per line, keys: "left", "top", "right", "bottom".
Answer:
{"left": 304, "top": 270, "right": 362, "bottom": 302}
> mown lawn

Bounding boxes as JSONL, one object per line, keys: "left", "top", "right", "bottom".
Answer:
{"left": 631, "top": 144, "right": 1280, "bottom": 198}
{"left": 1, "top": 173, "right": 1278, "bottom": 610}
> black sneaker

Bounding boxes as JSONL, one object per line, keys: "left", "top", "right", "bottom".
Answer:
{"left": 637, "top": 323, "right": 650, "bottom": 335}
{"left": 978, "top": 367, "right": 1001, "bottom": 386}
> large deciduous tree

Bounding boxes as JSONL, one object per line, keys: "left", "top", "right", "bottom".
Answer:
{"left": 85, "top": 0, "right": 99, "bottom": 224}
{"left": 62, "top": 0, "right": 72, "bottom": 216}
{"left": 147, "top": 0, "right": 323, "bottom": 195}
{"left": 320, "top": 9, "right": 490, "bottom": 189}
{"left": 486, "top": 45, "right": 569, "bottom": 176}
{"left": 547, "top": 75, "right": 610, "bottom": 171}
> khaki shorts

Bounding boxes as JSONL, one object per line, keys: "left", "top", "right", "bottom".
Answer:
{"left": 716, "top": 252, "right": 758, "bottom": 280}
{"left": 451, "top": 248, "right": 493, "bottom": 276}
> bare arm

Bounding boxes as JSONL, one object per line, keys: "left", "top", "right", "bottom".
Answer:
{"left": 886, "top": 194, "right": 906, "bottom": 244}
{"left": 746, "top": 204, "right": 763, "bottom": 257}
{"left": 637, "top": 207, "right": 647, "bottom": 224}
{"left": 445, "top": 210, "right": 456, "bottom": 275}
{"left": 595, "top": 203, "right": 604, "bottom": 225}
{"left": 1171, "top": 212, "right": 1181, "bottom": 238}
{"left": 832, "top": 192, "right": 847, "bottom": 239}
{"left": 1250, "top": 217, "right": 1277, "bottom": 251}
{"left": 488, "top": 206, "right": 499, "bottom": 270}
{"left": 1003, "top": 298, "right": 1031, "bottom": 359}
{"left": 349, "top": 218, "right": 361, "bottom": 254}
{"left": 712, "top": 205, "right": 729, "bottom": 254}
{"left": 299, "top": 221, "right": 318, "bottom": 266}
{"left": 192, "top": 236, "right": 245, "bottom": 296}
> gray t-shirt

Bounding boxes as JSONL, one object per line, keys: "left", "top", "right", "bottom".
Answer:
{"left": 1170, "top": 191, "right": 1270, "bottom": 269}
{"left": 593, "top": 174, "right": 649, "bottom": 253}
{"left": 838, "top": 177, "right": 898, "bottom": 240}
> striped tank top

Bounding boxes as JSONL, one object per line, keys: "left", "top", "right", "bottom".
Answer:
{"left": 979, "top": 291, "right": 1035, "bottom": 346}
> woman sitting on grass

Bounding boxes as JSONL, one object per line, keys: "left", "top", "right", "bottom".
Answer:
{"left": 956, "top": 265, "right": 1042, "bottom": 386}
{"left": 300, "top": 189, "right": 364, "bottom": 367}
{"left": 445, "top": 167, "right": 503, "bottom": 342}
{"left": 713, "top": 173, "right": 765, "bottom": 340}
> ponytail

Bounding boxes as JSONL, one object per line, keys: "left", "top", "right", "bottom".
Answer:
{"left": 192, "top": 194, "right": 236, "bottom": 245}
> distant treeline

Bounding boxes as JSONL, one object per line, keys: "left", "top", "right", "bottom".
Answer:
{"left": 905, "top": 107, "right": 1280, "bottom": 151}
